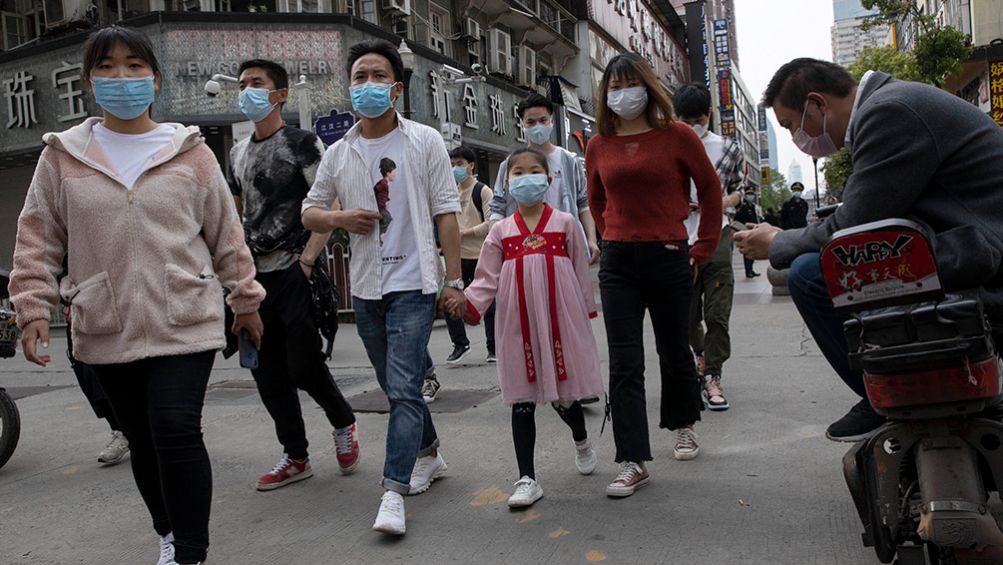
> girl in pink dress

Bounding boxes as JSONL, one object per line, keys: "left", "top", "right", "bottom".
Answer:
{"left": 450, "top": 148, "right": 604, "bottom": 509}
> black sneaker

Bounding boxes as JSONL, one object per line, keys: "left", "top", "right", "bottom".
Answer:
{"left": 446, "top": 344, "right": 471, "bottom": 364}
{"left": 421, "top": 376, "right": 441, "bottom": 403}
{"left": 825, "top": 399, "right": 886, "bottom": 443}
{"left": 486, "top": 350, "right": 497, "bottom": 363}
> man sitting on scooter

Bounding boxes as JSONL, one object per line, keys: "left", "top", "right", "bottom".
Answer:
{"left": 735, "top": 58, "right": 1003, "bottom": 442}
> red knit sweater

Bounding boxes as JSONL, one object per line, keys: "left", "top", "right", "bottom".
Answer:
{"left": 585, "top": 122, "right": 724, "bottom": 264}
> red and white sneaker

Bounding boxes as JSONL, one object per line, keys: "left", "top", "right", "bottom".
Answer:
{"left": 256, "top": 455, "right": 313, "bottom": 491}
{"left": 334, "top": 423, "right": 360, "bottom": 475}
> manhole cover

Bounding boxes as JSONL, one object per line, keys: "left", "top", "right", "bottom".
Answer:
{"left": 347, "top": 388, "right": 498, "bottom": 414}
{"left": 3, "top": 385, "right": 74, "bottom": 400}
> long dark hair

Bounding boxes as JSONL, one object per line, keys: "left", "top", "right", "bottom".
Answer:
{"left": 595, "top": 53, "right": 674, "bottom": 138}
{"left": 82, "top": 26, "right": 161, "bottom": 81}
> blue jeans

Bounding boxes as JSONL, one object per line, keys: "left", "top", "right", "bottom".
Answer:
{"left": 353, "top": 291, "right": 440, "bottom": 494}
{"left": 787, "top": 253, "right": 867, "bottom": 399}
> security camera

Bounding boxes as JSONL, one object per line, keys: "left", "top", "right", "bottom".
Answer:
{"left": 441, "top": 64, "right": 465, "bottom": 77}
{"left": 204, "top": 80, "right": 222, "bottom": 97}
{"left": 471, "top": 63, "right": 485, "bottom": 76}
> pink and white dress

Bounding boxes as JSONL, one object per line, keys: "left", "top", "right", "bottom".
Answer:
{"left": 464, "top": 205, "right": 604, "bottom": 406}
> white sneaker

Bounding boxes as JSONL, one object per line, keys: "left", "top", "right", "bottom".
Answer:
{"left": 372, "top": 491, "right": 406, "bottom": 535}
{"left": 408, "top": 452, "right": 447, "bottom": 495}
{"left": 508, "top": 476, "right": 544, "bottom": 508}
{"left": 574, "top": 438, "right": 598, "bottom": 475}
{"left": 156, "top": 533, "right": 174, "bottom": 565}
{"left": 99, "top": 430, "right": 130, "bottom": 465}
{"left": 674, "top": 427, "right": 700, "bottom": 461}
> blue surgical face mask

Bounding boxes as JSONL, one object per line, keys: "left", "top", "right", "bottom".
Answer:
{"left": 745, "top": 194, "right": 756, "bottom": 202}
{"left": 452, "top": 165, "right": 469, "bottom": 184}
{"left": 239, "top": 87, "right": 277, "bottom": 123}
{"left": 792, "top": 191, "right": 803, "bottom": 199}
{"left": 524, "top": 123, "right": 553, "bottom": 145}
{"left": 350, "top": 81, "right": 396, "bottom": 118}
{"left": 509, "top": 174, "right": 550, "bottom": 206}
{"left": 92, "top": 77, "right": 155, "bottom": 120}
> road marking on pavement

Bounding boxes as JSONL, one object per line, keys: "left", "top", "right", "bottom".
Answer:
{"left": 585, "top": 550, "right": 607, "bottom": 561}
{"left": 548, "top": 527, "right": 570, "bottom": 538}
{"left": 63, "top": 466, "right": 79, "bottom": 475}
{"left": 515, "top": 510, "right": 540, "bottom": 523}
{"left": 470, "top": 486, "right": 509, "bottom": 506}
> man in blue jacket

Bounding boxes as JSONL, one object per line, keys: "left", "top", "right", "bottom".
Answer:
{"left": 735, "top": 58, "right": 1003, "bottom": 442}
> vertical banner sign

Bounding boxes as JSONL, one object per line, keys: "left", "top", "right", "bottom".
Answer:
{"left": 718, "top": 68, "right": 735, "bottom": 137}
{"left": 991, "top": 60, "right": 1003, "bottom": 127}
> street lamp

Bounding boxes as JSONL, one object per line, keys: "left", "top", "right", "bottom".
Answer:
{"left": 398, "top": 40, "right": 415, "bottom": 119}
{"left": 812, "top": 156, "right": 821, "bottom": 211}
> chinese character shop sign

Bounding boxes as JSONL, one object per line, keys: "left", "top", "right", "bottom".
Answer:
{"left": 5, "top": 71, "right": 38, "bottom": 129}
{"left": 991, "top": 60, "right": 1003, "bottom": 127}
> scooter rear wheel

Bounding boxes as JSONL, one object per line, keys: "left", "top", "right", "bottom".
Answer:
{"left": 0, "top": 389, "right": 20, "bottom": 469}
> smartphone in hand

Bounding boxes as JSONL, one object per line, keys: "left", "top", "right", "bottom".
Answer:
{"left": 239, "top": 330, "right": 259, "bottom": 370}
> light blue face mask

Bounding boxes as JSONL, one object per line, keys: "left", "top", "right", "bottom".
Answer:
{"left": 745, "top": 194, "right": 756, "bottom": 202}
{"left": 452, "top": 166, "right": 469, "bottom": 184}
{"left": 239, "top": 87, "right": 277, "bottom": 123}
{"left": 350, "top": 81, "right": 396, "bottom": 118}
{"left": 509, "top": 174, "right": 550, "bottom": 206}
{"left": 524, "top": 123, "right": 553, "bottom": 145}
{"left": 92, "top": 77, "right": 155, "bottom": 120}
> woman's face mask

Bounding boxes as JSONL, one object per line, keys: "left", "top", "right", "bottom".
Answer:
{"left": 92, "top": 77, "right": 156, "bottom": 120}
{"left": 606, "top": 86, "right": 648, "bottom": 120}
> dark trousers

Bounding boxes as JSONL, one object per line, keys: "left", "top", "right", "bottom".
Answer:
{"left": 744, "top": 256, "right": 757, "bottom": 276}
{"left": 93, "top": 351, "right": 215, "bottom": 564}
{"left": 66, "top": 325, "right": 119, "bottom": 430}
{"left": 787, "top": 253, "right": 866, "bottom": 398}
{"left": 446, "top": 258, "right": 496, "bottom": 351}
{"left": 511, "top": 401, "right": 587, "bottom": 480}
{"left": 599, "top": 241, "right": 703, "bottom": 463}
{"left": 252, "top": 264, "right": 355, "bottom": 461}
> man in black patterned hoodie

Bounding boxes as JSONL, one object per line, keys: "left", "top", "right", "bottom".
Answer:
{"left": 230, "top": 59, "right": 360, "bottom": 491}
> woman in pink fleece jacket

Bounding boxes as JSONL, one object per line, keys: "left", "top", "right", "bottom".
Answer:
{"left": 8, "top": 26, "right": 264, "bottom": 565}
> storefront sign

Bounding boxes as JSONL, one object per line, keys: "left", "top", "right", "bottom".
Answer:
{"left": 592, "top": 0, "right": 689, "bottom": 88}
{"left": 991, "top": 60, "right": 1003, "bottom": 127}
{"left": 315, "top": 109, "right": 354, "bottom": 145}
{"left": 713, "top": 19, "right": 730, "bottom": 68}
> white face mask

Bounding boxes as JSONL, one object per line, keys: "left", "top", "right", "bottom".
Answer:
{"left": 690, "top": 122, "right": 709, "bottom": 138}
{"left": 792, "top": 102, "right": 838, "bottom": 158}
{"left": 606, "top": 86, "right": 648, "bottom": 120}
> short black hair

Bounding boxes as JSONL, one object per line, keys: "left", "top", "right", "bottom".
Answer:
{"left": 238, "top": 59, "right": 289, "bottom": 91}
{"left": 673, "top": 83, "right": 712, "bottom": 119}
{"left": 763, "top": 58, "right": 855, "bottom": 109}
{"left": 347, "top": 40, "right": 405, "bottom": 83}
{"left": 82, "top": 26, "right": 160, "bottom": 81}
{"left": 380, "top": 158, "right": 397, "bottom": 176}
{"left": 449, "top": 146, "right": 477, "bottom": 168}
{"left": 507, "top": 148, "right": 549, "bottom": 175}
{"left": 516, "top": 93, "right": 554, "bottom": 119}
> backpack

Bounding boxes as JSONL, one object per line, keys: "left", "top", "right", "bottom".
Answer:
{"left": 470, "top": 181, "right": 487, "bottom": 222}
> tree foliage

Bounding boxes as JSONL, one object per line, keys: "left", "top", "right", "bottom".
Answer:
{"left": 822, "top": 148, "right": 853, "bottom": 202}
{"left": 759, "top": 170, "right": 791, "bottom": 213}
{"left": 847, "top": 45, "right": 923, "bottom": 82}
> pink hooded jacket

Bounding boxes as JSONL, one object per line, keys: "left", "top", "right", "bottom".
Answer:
{"left": 9, "top": 118, "right": 264, "bottom": 365}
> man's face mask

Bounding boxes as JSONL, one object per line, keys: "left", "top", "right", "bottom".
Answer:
{"left": 792, "top": 101, "right": 838, "bottom": 158}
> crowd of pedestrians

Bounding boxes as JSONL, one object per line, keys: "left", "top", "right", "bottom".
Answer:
{"left": 15, "top": 19, "right": 1003, "bottom": 565}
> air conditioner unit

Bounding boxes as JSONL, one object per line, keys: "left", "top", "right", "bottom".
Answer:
{"left": 43, "top": 0, "right": 88, "bottom": 28}
{"left": 518, "top": 45, "right": 536, "bottom": 87}
{"left": 382, "top": 0, "right": 410, "bottom": 16}
{"left": 487, "top": 28, "right": 512, "bottom": 76}
{"left": 464, "top": 18, "right": 481, "bottom": 41}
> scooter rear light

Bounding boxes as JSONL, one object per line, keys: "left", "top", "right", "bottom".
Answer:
{"left": 864, "top": 356, "right": 1002, "bottom": 410}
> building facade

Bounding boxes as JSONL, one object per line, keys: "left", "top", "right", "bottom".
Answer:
{"left": 831, "top": 0, "right": 890, "bottom": 67}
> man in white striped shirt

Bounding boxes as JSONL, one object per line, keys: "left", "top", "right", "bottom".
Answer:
{"left": 302, "top": 39, "right": 464, "bottom": 537}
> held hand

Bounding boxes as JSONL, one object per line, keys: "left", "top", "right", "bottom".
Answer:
{"left": 588, "top": 241, "right": 601, "bottom": 265}
{"left": 339, "top": 209, "right": 383, "bottom": 235}
{"left": 21, "top": 319, "right": 51, "bottom": 367}
{"left": 232, "top": 312, "right": 264, "bottom": 350}
{"left": 438, "top": 287, "right": 464, "bottom": 317}
{"left": 733, "top": 223, "right": 782, "bottom": 261}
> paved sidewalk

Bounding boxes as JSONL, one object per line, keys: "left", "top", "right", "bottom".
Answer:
{"left": 0, "top": 252, "right": 876, "bottom": 564}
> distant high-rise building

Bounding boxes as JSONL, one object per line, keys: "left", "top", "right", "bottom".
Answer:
{"left": 788, "top": 162, "right": 804, "bottom": 186}
{"left": 831, "top": 0, "right": 890, "bottom": 67}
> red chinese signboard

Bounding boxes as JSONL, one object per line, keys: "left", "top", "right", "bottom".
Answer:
{"left": 991, "top": 60, "right": 1003, "bottom": 127}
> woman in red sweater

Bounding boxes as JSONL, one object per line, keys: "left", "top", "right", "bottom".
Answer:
{"left": 586, "top": 53, "right": 722, "bottom": 498}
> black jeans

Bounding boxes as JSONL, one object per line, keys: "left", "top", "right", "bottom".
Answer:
{"left": 445, "top": 258, "right": 496, "bottom": 351}
{"left": 253, "top": 264, "right": 355, "bottom": 460}
{"left": 93, "top": 351, "right": 215, "bottom": 564}
{"left": 599, "top": 241, "right": 703, "bottom": 463}
{"left": 66, "top": 324, "right": 119, "bottom": 430}
{"left": 744, "top": 256, "right": 757, "bottom": 276}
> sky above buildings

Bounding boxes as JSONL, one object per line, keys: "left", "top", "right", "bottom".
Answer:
{"left": 734, "top": 0, "right": 836, "bottom": 193}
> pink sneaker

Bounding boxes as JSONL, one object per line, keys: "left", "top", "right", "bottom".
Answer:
{"left": 256, "top": 455, "right": 313, "bottom": 491}
{"left": 703, "top": 375, "right": 730, "bottom": 411}
{"left": 334, "top": 423, "right": 360, "bottom": 474}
